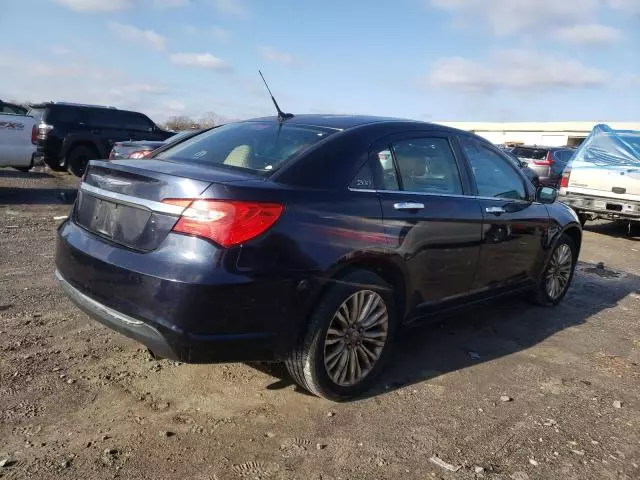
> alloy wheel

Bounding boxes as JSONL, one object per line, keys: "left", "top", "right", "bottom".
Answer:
{"left": 546, "top": 243, "right": 573, "bottom": 300}
{"left": 323, "top": 290, "right": 389, "bottom": 387}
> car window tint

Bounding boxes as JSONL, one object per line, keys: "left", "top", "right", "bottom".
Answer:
{"left": 371, "top": 148, "right": 399, "bottom": 190}
{"left": 49, "top": 107, "right": 88, "bottom": 124}
{"left": 90, "top": 109, "right": 124, "bottom": 129}
{"left": 392, "top": 138, "right": 462, "bottom": 195}
{"left": 513, "top": 147, "right": 547, "bottom": 160}
{"left": 461, "top": 138, "right": 526, "bottom": 201}
{"left": 155, "top": 121, "right": 335, "bottom": 174}
{"left": 350, "top": 162, "right": 375, "bottom": 190}
{"left": 122, "top": 112, "right": 154, "bottom": 131}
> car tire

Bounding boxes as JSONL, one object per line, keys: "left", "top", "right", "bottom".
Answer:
{"left": 285, "top": 270, "right": 397, "bottom": 401}
{"left": 532, "top": 234, "right": 577, "bottom": 307}
{"left": 67, "top": 145, "right": 96, "bottom": 177}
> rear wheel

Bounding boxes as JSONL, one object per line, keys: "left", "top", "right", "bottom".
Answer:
{"left": 532, "top": 234, "right": 577, "bottom": 306}
{"left": 13, "top": 155, "right": 34, "bottom": 173}
{"left": 286, "top": 270, "right": 396, "bottom": 401}
{"left": 67, "top": 145, "right": 96, "bottom": 177}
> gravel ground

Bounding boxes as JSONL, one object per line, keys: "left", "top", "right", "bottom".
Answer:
{"left": 1, "top": 167, "right": 639, "bottom": 480}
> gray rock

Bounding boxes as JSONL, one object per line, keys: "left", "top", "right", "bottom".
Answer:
{"left": 474, "top": 466, "right": 485, "bottom": 473}
{"left": 613, "top": 400, "right": 623, "bottom": 409}
{"left": 0, "top": 458, "right": 15, "bottom": 468}
{"left": 500, "top": 395, "right": 513, "bottom": 402}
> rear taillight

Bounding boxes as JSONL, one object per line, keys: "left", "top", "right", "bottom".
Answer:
{"left": 533, "top": 151, "right": 554, "bottom": 166}
{"left": 37, "top": 123, "right": 53, "bottom": 140}
{"left": 560, "top": 168, "right": 571, "bottom": 188}
{"left": 31, "top": 125, "right": 37, "bottom": 144}
{"left": 128, "top": 150, "right": 153, "bottom": 159}
{"left": 163, "top": 199, "right": 284, "bottom": 247}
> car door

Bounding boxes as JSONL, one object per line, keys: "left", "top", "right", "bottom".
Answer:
{"left": 124, "top": 112, "right": 160, "bottom": 141}
{"left": 369, "top": 133, "right": 483, "bottom": 314}
{"left": 457, "top": 136, "right": 549, "bottom": 291}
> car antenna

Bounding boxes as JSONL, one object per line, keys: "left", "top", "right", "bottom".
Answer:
{"left": 259, "top": 70, "right": 294, "bottom": 122}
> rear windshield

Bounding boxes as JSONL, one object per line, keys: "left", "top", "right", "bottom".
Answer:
{"left": 512, "top": 147, "right": 548, "bottom": 160}
{"left": 26, "top": 107, "right": 45, "bottom": 121}
{"left": 155, "top": 121, "right": 335, "bottom": 174}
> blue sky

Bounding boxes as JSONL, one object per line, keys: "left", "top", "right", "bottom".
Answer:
{"left": 1, "top": 0, "right": 638, "bottom": 124}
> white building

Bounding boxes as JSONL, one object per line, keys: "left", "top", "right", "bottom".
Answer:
{"left": 437, "top": 121, "right": 640, "bottom": 147}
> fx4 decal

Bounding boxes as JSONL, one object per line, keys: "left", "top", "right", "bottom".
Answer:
{"left": 0, "top": 121, "right": 25, "bottom": 130}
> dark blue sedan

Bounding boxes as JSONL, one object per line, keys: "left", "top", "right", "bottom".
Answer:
{"left": 55, "top": 115, "right": 582, "bottom": 400}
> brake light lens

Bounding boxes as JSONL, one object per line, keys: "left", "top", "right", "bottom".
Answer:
{"left": 560, "top": 168, "right": 571, "bottom": 188}
{"left": 37, "top": 123, "right": 53, "bottom": 140}
{"left": 164, "top": 199, "right": 284, "bottom": 247}
{"left": 31, "top": 124, "right": 38, "bottom": 144}
{"left": 533, "top": 151, "right": 554, "bottom": 166}
{"left": 128, "top": 150, "right": 153, "bottom": 159}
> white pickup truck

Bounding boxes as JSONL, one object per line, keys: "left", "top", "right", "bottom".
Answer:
{"left": 559, "top": 124, "right": 640, "bottom": 226}
{"left": 0, "top": 102, "right": 37, "bottom": 172}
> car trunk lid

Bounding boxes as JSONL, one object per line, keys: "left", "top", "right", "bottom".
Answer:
{"left": 74, "top": 160, "right": 260, "bottom": 251}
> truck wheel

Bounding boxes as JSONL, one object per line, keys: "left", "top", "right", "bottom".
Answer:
{"left": 67, "top": 146, "right": 96, "bottom": 177}
{"left": 285, "top": 270, "right": 397, "bottom": 401}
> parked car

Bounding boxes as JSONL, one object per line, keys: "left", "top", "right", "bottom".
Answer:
{"left": 28, "top": 102, "right": 173, "bottom": 177}
{"left": 0, "top": 109, "right": 37, "bottom": 172}
{"left": 511, "top": 146, "right": 575, "bottom": 186}
{"left": 498, "top": 147, "right": 541, "bottom": 187}
{"left": 55, "top": 114, "right": 582, "bottom": 400}
{"left": 108, "top": 129, "right": 203, "bottom": 160}
{"left": 559, "top": 124, "right": 640, "bottom": 226}
{"left": 0, "top": 99, "right": 28, "bottom": 116}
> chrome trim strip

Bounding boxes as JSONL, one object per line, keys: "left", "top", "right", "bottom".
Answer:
{"left": 79, "top": 182, "right": 185, "bottom": 216}
{"left": 348, "top": 187, "right": 530, "bottom": 203}
{"left": 55, "top": 270, "right": 144, "bottom": 326}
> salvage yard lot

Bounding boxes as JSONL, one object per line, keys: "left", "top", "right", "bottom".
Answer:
{"left": 1, "top": 168, "right": 639, "bottom": 480}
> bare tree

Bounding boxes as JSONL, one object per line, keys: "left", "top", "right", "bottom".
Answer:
{"left": 164, "top": 116, "right": 201, "bottom": 131}
{"left": 198, "top": 111, "right": 220, "bottom": 128}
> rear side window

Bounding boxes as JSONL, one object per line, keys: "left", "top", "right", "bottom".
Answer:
{"left": 91, "top": 109, "right": 125, "bottom": 129}
{"left": 47, "top": 107, "right": 89, "bottom": 124}
{"left": 513, "top": 147, "right": 548, "bottom": 160}
{"left": 121, "top": 112, "right": 154, "bottom": 131}
{"left": 392, "top": 138, "right": 463, "bottom": 194}
{"left": 156, "top": 121, "right": 335, "bottom": 174}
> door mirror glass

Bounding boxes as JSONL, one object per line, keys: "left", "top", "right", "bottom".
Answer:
{"left": 536, "top": 186, "right": 558, "bottom": 204}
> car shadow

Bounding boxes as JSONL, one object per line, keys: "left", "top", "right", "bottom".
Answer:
{"left": 583, "top": 220, "right": 640, "bottom": 241}
{"left": 0, "top": 168, "right": 54, "bottom": 180}
{"left": 248, "top": 260, "right": 640, "bottom": 399}
{"left": 0, "top": 187, "right": 77, "bottom": 205}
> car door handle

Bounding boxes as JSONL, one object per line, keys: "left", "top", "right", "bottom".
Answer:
{"left": 485, "top": 206, "right": 506, "bottom": 215}
{"left": 394, "top": 202, "right": 424, "bottom": 211}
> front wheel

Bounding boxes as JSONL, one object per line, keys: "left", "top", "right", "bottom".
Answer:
{"left": 286, "top": 270, "right": 396, "bottom": 401}
{"left": 532, "top": 234, "right": 577, "bottom": 306}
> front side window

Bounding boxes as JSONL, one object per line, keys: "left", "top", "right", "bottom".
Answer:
{"left": 460, "top": 137, "right": 527, "bottom": 200}
{"left": 123, "top": 112, "right": 154, "bottom": 131}
{"left": 155, "top": 121, "right": 335, "bottom": 174}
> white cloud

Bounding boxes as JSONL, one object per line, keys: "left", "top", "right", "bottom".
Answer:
{"left": 185, "top": 25, "right": 231, "bottom": 42}
{"left": 109, "top": 22, "right": 167, "bottom": 51}
{"left": 259, "top": 46, "right": 297, "bottom": 66}
{"left": 169, "top": 52, "right": 231, "bottom": 71}
{"left": 555, "top": 24, "right": 622, "bottom": 45}
{"left": 426, "top": 50, "right": 609, "bottom": 92}
{"left": 212, "top": 0, "right": 247, "bottom": 16}
{"left": 52, "top": 0, "right": 133, "bottom": 12}
{"left": 607, "top": 0, "right": 640, "bottom": 14}
{"left": 429, "top": 0, "right": 601, "bottom": 36}
{"left": 51, "top": 46, "right": 72, "bottom": 56}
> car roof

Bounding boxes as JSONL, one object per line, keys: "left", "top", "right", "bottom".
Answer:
{"left": 246, "top": 114, "right": 444, "bottom": 131}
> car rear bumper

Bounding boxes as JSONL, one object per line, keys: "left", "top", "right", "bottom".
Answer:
{"left": 55, "top": 219, "right": 304, "bottom": 362}
{"left": 560, "top": 192, "right": 640, "bottom": 220}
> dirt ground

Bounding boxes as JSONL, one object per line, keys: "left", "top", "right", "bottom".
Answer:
{"left": 1, "top": 167, "right": 639, "bottom": 480}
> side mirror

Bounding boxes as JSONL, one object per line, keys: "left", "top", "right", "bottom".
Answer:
{"left": 536, "top": 186, "right": 558, "bottom": 204}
